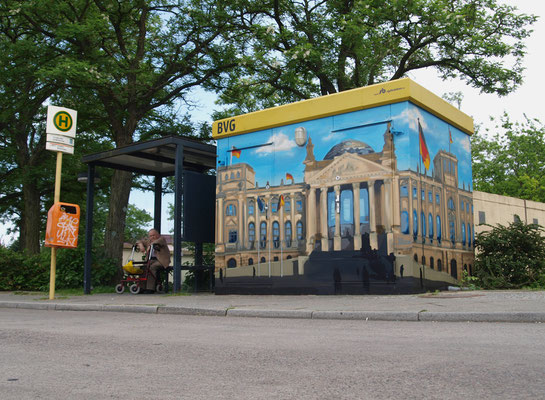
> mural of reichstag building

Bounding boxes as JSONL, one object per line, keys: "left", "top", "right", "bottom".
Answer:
{"left": 213, "top": 78, "right": 475, "bottom": 294}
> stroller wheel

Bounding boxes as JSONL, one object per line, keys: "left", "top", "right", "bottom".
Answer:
{"left": 115, "top": 284, "right": 125, "bottom": 294}
{"left": 156, "top": 284, "right": 165, "bottom": 294}
{"left": 129, "top": 284, "right": 141, "bottom": 295}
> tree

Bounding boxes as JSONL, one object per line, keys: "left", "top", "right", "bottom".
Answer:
{"left": 209, "top": 0, "right": 536, "bottom": 113}
{"left": 474, "top": 218, "right": 545, "bottom": 289}
{"left": 472, "top": 114, "right": 545, "bottom": 203}
{"left": 0, "top": 10, "right": 62, "bottom": 253}
{"left": 5, "top": 0, "right": 240, "bottom": 263}
{"left": 124, "top": 203, "right": 153, "bottom": 243}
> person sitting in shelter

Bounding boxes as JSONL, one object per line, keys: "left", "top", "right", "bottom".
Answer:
{"left": 136, "top": 229, "right": 171, "bottom": 293}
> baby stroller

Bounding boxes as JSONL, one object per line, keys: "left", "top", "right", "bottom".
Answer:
{"left": 115, "top": 244, "right": 166, "bottom": 294}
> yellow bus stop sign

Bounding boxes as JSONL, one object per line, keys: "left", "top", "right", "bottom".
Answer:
{"left": 53, "top": 111, "right": 73, "bottom": 132}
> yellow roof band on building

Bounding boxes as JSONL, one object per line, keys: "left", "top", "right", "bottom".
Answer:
{"left": 212, "top": 78, "right": 474, "bottom": 139}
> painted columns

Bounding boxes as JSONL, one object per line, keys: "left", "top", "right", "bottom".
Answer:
{"left": 307, "top": 187, "right": 317, "bottom": 253}
{"left": 334, "top": 185, "right": 341, "bottom": 250}
{"left": 217, "top": 197, "right": 224, "bottom": 244}
{"left": 352, "top": 183, "right": 361, "bottom": 250}
{"left": 368, "top": 180, "right": 378, "bottom": 250}
{"left": 320, "top": 188, "right": 328, "bottom": 251}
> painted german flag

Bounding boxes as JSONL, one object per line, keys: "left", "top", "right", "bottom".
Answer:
{"left": 232, "top": 147, "right": 241, "bottom": 158}
{"left": 278, "top": 195, "right": 285, "bottom": 210}
{"left": 286, "top": 173, "right": 294, "bottom": 182}
{"left": 418, "top": 120, "right": 431, "bottom": 170}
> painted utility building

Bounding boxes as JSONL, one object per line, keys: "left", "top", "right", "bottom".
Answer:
{"left": 212, "top": 78, "right": 474, "bottom": 294}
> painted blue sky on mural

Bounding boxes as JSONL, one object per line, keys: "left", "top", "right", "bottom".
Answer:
{"left": 217, "top": 101, "right": 472, "bottom": 191}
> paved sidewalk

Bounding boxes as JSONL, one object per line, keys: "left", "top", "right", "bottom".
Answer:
{"left": 1, "top": 290, "right": 544, "bottom": 323}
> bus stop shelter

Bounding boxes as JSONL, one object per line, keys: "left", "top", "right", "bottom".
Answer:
{"left": 81, "top": 136, "right": 217, "bottom": 294}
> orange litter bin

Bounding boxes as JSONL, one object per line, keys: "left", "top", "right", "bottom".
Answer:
{"left": 45, "top": 202, "right": 80, "bottom": 248}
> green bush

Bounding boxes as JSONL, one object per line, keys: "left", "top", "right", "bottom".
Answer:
{"left": 0, "top": 247, "right": 49, "bottom": 291}
{"left": 474, "top": 218, "right": 545, "bottom": 289}
{"left": 0, "top": 245, "right": 118, "bottom": 291}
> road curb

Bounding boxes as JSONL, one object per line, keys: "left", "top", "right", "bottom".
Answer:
{"left": 227, "top": 309, "right": 313, "bottom": 319}
{"left": 103, "top": 304, "right": 159, "bottom": 313}
{"left": 157, "top": 306, "right": 227, "bottom": 317}
{"left": 1, "top": 301, "right": 544, "bottom": 323}
{"left": 419, "top": 311, "right": 545, "bottom": 323}
{"left": 55, "top": 303, "right": 104, "bottom": 312}
{"left": 312, "top": 310, "right": 419, "bottom": 321}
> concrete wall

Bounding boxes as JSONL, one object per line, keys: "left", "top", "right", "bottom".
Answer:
{"left": 473, "top": 191, "right": 545, "bottom": 235}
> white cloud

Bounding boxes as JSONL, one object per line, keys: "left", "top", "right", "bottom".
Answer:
{"left": 393, "top": 107, "right": 430, "bottom": 133}
{"left": 461, "top": 135, "right": 471, "bottom": 153}
{"left": 254, "top": 132, "right": 297, "bottom": 155}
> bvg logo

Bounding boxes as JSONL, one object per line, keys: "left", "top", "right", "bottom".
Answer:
{"left": 217, "top": 119, "right": 236, "bottom": 134}
{"left": 53, "top": 111, "right": 73, "bottom": 132}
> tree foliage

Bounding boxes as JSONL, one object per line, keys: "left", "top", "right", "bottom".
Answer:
{"left": 210, "top": 0, "right": 536, "bottom": 114}
{"left": 474, "top": 218, "right": 545, "bottom": 289}
{"left": 472, "top": 114, "right": 545, "bottom": 203}
{"left": 1, "top": 0, "right": 238, "bottom": 262}
{"left": 124, "top": 203, "right": 153, "bottom": 243}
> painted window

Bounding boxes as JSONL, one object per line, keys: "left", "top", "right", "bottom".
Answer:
{"left": 461, "top": 222, "right": 466, "bottom": 245}
{"left": 413, "top": 187, "right": 417, "bottom": 199}
{"left": 449, "top": 220, "right": 455, "bottom": 243}
{"left": 413, "top": 210, "right": 418, "bottom": 237}
{"left": 400, "top": 185, "right": 408, "bottom": 197}
{"left": 401, "top": 211, "right": 409, "bottom": 234}
{"left": 436, "top": 215, "right": 442, "bottom": 242}
{"left": 296, "top": 221, "right": 304, "bottom": 240}
{"left": 328, "top": 191, "right": 336, "bottom": 228}
{"left": 421, "top": 212, "right": 426, "bottom": 238}
{"left": 448, "top": 198, "right": 455, "bottom": 210}
{"left": 341, "top": 189, "right": 353, "bottom": 225}
{"left": 421, "top": 189, "right": 425, "bottom": 201}
{"left": 260, "top": 222, "right": 267, "bottom": 248}
{"left": 226, "top": 204, "right": 237, "bottom": 216}
{"left": 428, "top": 191, "right": 433, "bottom": 202}
{"left": 285, "top": 199, "right": 291, "bottom": 212}
{"left": 248, "top": 222, "right": 255, "bottom": 242}
{"left": 248, "top": 201, "right": 254, "bottom": 216}
{"left": 359, "top": 187, "right": 369, "bottom": 224}
{"left": 271, "top": 200, "right": 278, "bottom": 213}
{"left": 296, "top": 200, "right": 303, "bottom": 212}
{"left": 285, "top": 221, "right": 292, "bottom": 245}
{"left": 428, "top": 213, "right": 433, "bottom": 239}
{"left": 273, "top": 221, "right": 280, "bottom": 248}
{"left": 436, "top": 193, "right": 440, "bottom": 205}
{"left": 467, "top": 223, "right": 471, "bottom": 247}
{"left": 228, "top": 230, "right": 237, "bottom": 243}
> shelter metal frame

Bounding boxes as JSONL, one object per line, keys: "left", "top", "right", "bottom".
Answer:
{"left": 82, "top": 136, "right": 217, "bottom": 294}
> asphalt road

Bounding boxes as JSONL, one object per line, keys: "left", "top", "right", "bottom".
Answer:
{"left": 2, "top": 309, "right": 544, "bottom": 399}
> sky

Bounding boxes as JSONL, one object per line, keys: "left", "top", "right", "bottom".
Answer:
{"left": 1, "top": 0, "right": 543, "bottom": 244}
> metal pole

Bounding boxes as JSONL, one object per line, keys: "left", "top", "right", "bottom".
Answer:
{"left": 173, "top": 145, "right": 184, "bottom": 293}
{"left": 49, "top": 152, "right": 63, "bottom": 300}
{"left": 154, "top": 176, "right": 162, "bottom": 233}
{"left": 83, "top": 164, "right": 95, "bottom": 294}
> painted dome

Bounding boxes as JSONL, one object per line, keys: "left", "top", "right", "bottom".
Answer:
{"left": 323, "top": 139, "right": 375, "bottom": 160}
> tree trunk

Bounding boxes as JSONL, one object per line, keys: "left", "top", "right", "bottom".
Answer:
{"left": 21, "top": 179, "right": 41, "bottom": 254}
{"left": 103, "top": 169, "right": 133, "bottom": 269}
